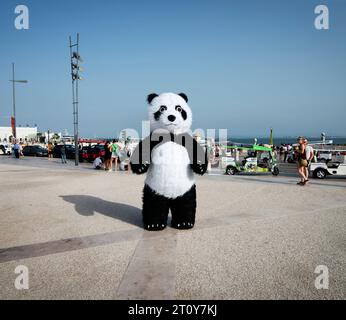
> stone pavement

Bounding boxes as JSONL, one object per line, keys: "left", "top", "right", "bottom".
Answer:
{"left": 0, "top": 156, "right": 345, "bottom": 299}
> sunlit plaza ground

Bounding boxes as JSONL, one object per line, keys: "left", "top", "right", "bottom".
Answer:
{"left": 0, "top": 156, "right": 345, "bottom": 299}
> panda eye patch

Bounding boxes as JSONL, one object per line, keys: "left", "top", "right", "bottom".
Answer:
{"left": 175, "top": 105, "right": 182, "bottom": 112}
{"left": 159, "top": 106, "right": 167, "bottom": 112}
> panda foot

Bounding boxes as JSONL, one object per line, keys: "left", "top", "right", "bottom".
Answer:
{"left": 144, "top": 223, "right": 167, "bottom": 231}
{"left": 171, "top": 221, "right": 194, "bottom": 230}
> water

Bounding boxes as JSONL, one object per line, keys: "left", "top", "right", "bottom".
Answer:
{"left": 228, "top": 137, "right": 346, "bottom": 146}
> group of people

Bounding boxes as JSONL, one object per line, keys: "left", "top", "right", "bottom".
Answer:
{"left": 295, "top": 137, "right": 314, "bottom": 186}
{"left": 274, "top": 144, "right": 293, "bottom": 162}
{"left": 93, "top": 140, "right": 123, "bottom": 171}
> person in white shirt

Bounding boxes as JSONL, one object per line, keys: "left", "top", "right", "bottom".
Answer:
{"left": 93, "top": 156, "right": 103, "bottom": 170}
{"left": 304, "top": 138, "right": 314, "bottom": 182}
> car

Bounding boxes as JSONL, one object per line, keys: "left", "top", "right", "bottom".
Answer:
{"left": 22, "top": 145, "right": 48, "bottom": 157}
{"left": 53, "top": 144, "right": 84, "bottom": 161}
{"left": 310, "top": 155, "right": 346, "bottom": 179}
{"left": 83, "top": 144, "right": 105, "bottom": 162}
{"left": 0, "top": 144, "right": 12, "bottom": 155}
{"left": 316, "top": 151, "right": 332, "bottom": 163}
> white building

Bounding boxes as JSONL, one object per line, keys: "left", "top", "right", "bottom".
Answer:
{"left": 0, "top": 126, "right": 37, "bottom": 143}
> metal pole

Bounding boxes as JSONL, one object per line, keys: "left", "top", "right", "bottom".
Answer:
{"left": 12, "top": 63, "right": 16, "bottom": 139}
{"left": 75, "top": 33, "right": 79, "bottom": 166}
{"left": 69, "top": 33, "right": 82, "bottom": 166}
{"left": 69, "top": 36, "right": 78, "bottom": 166}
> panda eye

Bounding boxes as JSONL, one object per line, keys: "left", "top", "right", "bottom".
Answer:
{"left": 159, "top": 106, "right": 167, "bottom": 112}
{"left": 175, "top": 105, "right": 182, "bottom": 112}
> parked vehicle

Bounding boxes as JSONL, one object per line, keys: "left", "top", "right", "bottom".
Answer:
{"left": 0, "top": 144, "right": 12, "bottom": 155}
{"left": 22, "top": 145, "right": 48, "bottom": 157}
{"left": 310, "top": 154, "right": 346, "bottom": 179}
{"left": 82, "top": 144, "right": 105, "bottom": 162}
{"left": 53, "top": 144, "right": 84, "bottom": 161}
{"left": 221, "top": 144, "right": 279, "bottom": 176}
{"left": 316, "top": 151, "right": 332, "bottom": 163}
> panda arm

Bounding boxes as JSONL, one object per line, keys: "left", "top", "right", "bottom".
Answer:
{"left": 180, "top": 134, "right": 208, "bottom": 175}
{"left": 130, "top": 136, "right": 151, "bottom": 174}
{"left": 190, "top": 139, "right": 208, "bottom": 175}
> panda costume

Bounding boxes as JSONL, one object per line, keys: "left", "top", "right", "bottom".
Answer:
{"left": 130, "top": 92, "right": 208, "bottom": 231}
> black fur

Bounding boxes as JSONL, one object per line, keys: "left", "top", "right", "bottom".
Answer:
{"left": 153, "top": 105, "right": 167, "bottom": 120}
{"left": 168, "top": 115, "right": 176, "bottom": 122}
{"left": 153, "top": 110, "right": 161, "bottom": 121}
{"left": 147, "top": 93, "right": 158, "bottom": 104}
{"left": 142, "top": 184, "right": 196, "bottom": 230}
{"left": 177, "top": 106, "right": 187, "bottom": 120}
{"left": 190, "top": 162, "right": 208, "bottom": 175}
{"left": 131, "top": 162, "right": 150, "bottom": 175}
{"left": 178, "top": 93, "right": 188, "bottom": 103}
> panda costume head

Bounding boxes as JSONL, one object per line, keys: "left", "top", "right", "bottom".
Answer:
{"left": 147, "top": 92, "right": 192, "bottom": 134}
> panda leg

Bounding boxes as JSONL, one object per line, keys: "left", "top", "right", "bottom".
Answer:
{"left": 170, "top": 185, "right": 196, "bottom": 230}
{"left": 142, "top": 184, "right": 169, "bottom": 231}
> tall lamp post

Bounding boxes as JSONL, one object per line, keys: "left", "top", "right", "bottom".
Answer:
{"left": 9, "top": 63, "right": 28, "bottom": 140}
{"left": 69, "top": 33, "right": 83, "bottom": 166}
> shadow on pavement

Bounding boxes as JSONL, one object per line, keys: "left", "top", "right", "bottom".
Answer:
{"left": 60, "top": 195, "right": 142, "bottom": 227}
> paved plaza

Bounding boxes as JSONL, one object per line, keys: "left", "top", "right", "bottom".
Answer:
{"left": 0, "top": 156, "right": 345, "bottom": 299}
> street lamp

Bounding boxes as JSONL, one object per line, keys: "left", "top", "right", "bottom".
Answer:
{"left": 9, "top": 63, "right": 28, "bottom": 140}
{"left": 69, "top": 33, "right": 83, "bottom": 166}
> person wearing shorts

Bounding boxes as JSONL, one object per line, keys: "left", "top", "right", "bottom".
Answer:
{"left": 47, "top": 142, "right": 54, "bottom": 160}
{"left": 295, "top": 137, "right": 308, "bottom": 186}
{"left": 303, "top": 138, "right": 314, "bottom": 184}
{"left": 110, "top": 140, "right": 119, "bottom": 171}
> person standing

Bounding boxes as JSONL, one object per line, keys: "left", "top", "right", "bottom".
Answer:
{"left": 13, "top": 141, "right": 20, "bottom": 159}
{"left": 294, "top": 137, "right": 308, "bottom": 185}
{"left": 61, "top": 142, "right": 67, "bottom": 164}
{"left": 283, "top": 144, "right": 288, "bottom": 162}
{"left": 110, "top": 139, "right": 119, "bottom": 171}
{"left": 304, "top": 138, "right": 314, "bottom": 183}
{"left": 103, "top": 141, "right": 112, "bottom": 171}
{"left": 47, "top": 142, "right": 54, "bottom": 160}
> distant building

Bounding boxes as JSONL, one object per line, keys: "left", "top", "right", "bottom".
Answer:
{"left": 0, "top": 126, "right": 37, "bottom": 143}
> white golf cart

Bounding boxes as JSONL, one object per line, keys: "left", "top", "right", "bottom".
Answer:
{"left": 310, "top": 154, "right": 346, "bottom": 179}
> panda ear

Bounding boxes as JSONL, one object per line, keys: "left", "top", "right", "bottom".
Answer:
{"left": 147, "top": 93, "right": 158, "bottom": 104}
{"left": 178, "top": 93, "right": 188, "bottom": 103}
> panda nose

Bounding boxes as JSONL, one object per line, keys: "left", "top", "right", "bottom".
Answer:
{"left": 168, "top": 115, "right": 176, "bottom": 122}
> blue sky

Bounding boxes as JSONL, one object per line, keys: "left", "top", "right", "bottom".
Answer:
{"left": 0, "top": 0, "right": 345, "bottom": 138}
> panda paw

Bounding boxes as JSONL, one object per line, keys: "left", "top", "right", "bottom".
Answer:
{"left": 190, "top": 162, "right": 208, "bottom": 175}
{"left": 131, "top": 162, "right": 150, "bottom": 174}
{"left": 144, "top": 223, "right": 167, "bottom": 231}
{"left": 171, "top": 221, "right": 194, "bottom": 230}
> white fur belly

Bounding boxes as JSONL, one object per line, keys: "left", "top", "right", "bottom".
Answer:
{"left": 145, "top": 141, "right": 194, "bottom": 199}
